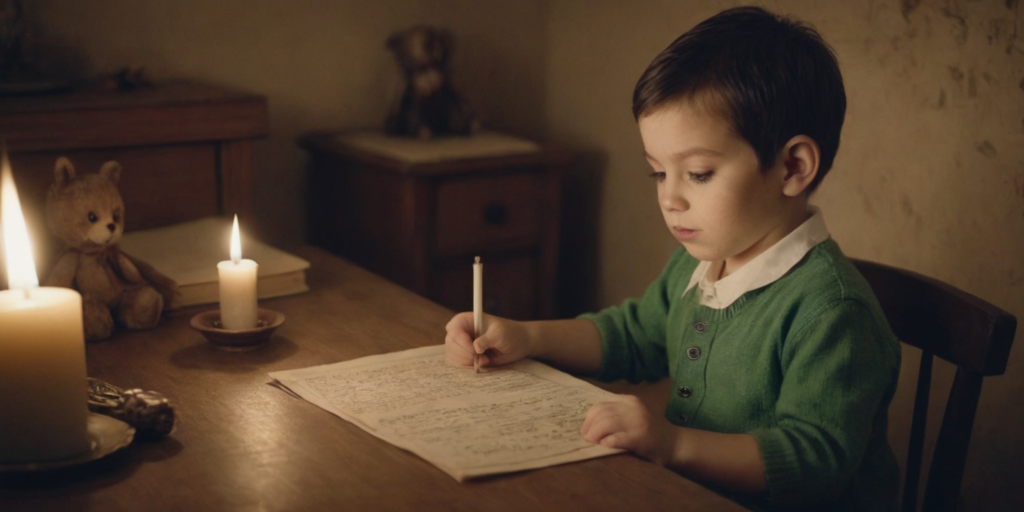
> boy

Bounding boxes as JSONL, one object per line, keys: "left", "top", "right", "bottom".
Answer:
{"left": 445, "top": 6, "right": 900, "bottom": 511}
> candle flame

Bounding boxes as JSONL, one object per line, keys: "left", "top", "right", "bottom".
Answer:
{"left": 1, "top": 144, "right": 39, "bottom": 290}
{"left": 230, "top": 214, "right": 242, "bottom": 264}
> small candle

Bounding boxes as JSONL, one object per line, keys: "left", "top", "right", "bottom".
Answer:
{"left": 217, "top": 215, "right": 258, "bottom": 330}
{"left": 0, "top": 146, "right": 89, "bottom": 463}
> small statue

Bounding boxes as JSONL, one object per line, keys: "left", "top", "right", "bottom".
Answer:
{"left": 88, "top": 378, "right": 176, "bottom": 440}
{"left": 385, "top": 25, "right": 479, "bottom": 139}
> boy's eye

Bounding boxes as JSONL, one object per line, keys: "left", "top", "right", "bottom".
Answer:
{"left": 648, "top": 171, "right": 666, "bottom": 182}
{"left": 688, "top": 170, "right": 714, "bottom": 184}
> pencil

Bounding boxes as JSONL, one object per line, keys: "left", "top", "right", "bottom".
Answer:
{"left": 473, "top": 256, "right": 483, "bottom": 374}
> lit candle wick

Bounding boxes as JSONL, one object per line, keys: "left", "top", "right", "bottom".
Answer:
{"left": 230, "top": 214, "right": 242, "bottom": 265}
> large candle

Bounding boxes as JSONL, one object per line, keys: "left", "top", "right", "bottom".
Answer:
{"left": 0, "top": 147, "right": 89, "bottom": 463}
{"left": 217, "top": 215, "right": 258, "bottom": 330}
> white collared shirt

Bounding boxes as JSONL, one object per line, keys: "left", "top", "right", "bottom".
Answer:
{"left": 684, "top": 207, "right": 831, "bottom": 309}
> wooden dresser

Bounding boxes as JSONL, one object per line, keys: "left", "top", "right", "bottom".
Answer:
{"left": 300, "top": 130, "right": 571, "bottom": 320}
{"left": 0, "top": 81, "right": 268, "bottom": 286}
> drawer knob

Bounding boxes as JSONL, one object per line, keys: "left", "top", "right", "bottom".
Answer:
{"left": 483, "top": 202, "right": 507, "bottom": 225}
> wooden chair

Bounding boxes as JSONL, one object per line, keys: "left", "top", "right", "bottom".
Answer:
{"left": 852, "top": 259, "right": 1017, "bottom": 512}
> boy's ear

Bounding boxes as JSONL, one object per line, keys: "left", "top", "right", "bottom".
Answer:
{"left": 777, "top": 135, "right": 820, "bottom": 197}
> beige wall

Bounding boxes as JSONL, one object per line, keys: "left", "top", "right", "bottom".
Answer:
{"left": 35, "top": 0, "right": 548, "bottom": 246}
{"left": 33, "top": 0, "right": 1024, "bottom": 510}
{"left": 545, "top": 0, "right": 1024, "bottom": 510}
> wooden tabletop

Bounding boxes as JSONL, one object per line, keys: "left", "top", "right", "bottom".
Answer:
{"left": 0, "top": 247, "right": 747, "bottom": 512}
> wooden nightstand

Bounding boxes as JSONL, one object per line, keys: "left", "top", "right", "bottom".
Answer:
{"left": 300, "top": 130, "right": 571, "bottom": 320}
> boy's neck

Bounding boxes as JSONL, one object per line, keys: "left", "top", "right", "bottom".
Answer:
{"left": 720, "top": 203, "right": 814, "bottom": 279}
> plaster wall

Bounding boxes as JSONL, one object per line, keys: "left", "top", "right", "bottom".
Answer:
{"left": 545, "top": 1, "right": 1024, "bottom": 510}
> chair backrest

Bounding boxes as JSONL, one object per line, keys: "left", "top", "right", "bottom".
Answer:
{"left": 852, "top": 259, "right": 1016, "bottom": 512}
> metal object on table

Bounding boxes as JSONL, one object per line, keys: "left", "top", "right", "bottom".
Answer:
{"left": 87, "top": 378, "right": 176, "bottom": 441}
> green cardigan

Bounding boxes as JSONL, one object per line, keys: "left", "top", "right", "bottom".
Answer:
{"left": 581, "top": 240, "right": 901, "bottom": 511}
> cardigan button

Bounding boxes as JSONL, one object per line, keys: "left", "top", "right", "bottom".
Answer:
{"left": 687, "top": 347, "right": 701, "bottom": 360}
{"left": 677, "top": 386, "right": 692, "bottom": 398}
{"left": 694, "top": 321, "right": 708, "bottom": 332}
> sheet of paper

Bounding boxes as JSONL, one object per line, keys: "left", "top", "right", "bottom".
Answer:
{"left": 268, "top": 345, "right": 625, "bottom": 481}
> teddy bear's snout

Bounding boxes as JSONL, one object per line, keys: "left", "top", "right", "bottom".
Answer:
{"left": 107, "top": 223, "right": 116, "bottom": 233}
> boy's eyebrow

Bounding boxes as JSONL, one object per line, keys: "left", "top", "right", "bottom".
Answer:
{"left": 644, "top": 147, "right": 724, "bottom": 163}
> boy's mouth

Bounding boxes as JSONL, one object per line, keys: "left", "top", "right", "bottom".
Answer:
{"left": 671, "top": 227, "right": 700, "bottom": 241}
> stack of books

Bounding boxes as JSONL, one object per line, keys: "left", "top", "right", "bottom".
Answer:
{"left": 119, "top": 217, "right": 310, "bottom": 308}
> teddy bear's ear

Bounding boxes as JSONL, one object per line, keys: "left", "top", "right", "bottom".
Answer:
{"left": 99, "top": 161, "right": 122, "bottom": 184}
{"left": 53, "top": 157, "right": 76, "bottom": 190}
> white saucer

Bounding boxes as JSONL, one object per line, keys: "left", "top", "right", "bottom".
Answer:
{"left": 0, "top": 413, "right": 136, "bottom": 472}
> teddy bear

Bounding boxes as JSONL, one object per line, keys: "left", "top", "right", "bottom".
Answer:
{"left": 385, "top": 25, "right": 480, "bottom": 139}
{"left": 43, "top": 157, "right": 177, "bottom": 342}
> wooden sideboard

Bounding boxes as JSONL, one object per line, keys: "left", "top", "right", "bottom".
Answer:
{"left": 0, "top": 81, "right": 268, "bottom": 287}
{"left": 300, "top": 131, "right": 571, "bottom": 320}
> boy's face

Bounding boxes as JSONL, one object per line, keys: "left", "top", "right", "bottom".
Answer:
{"left": 639, "top": 101, "right": 804, "bottom": 275}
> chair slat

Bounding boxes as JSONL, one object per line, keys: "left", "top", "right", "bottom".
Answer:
{"left": 851, "top": 259, "right": 1017, "bottom": 512}
{"left": 903, "top": 351, "right": 933, "bottom": 512}
{"left": 922, "top": 368, "right": 983, "bottom": 512}
{"left": 853, "top": 260, "right": 1016, "bottom": 375}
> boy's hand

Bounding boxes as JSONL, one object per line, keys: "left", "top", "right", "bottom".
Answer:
{"left": 444, "top": 312, "right": 533, "bottom": 368}
{"left": 581, "top": 395, "right": 678, "bottom": 466}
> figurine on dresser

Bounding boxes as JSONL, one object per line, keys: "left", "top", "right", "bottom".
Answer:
{"left": 44, "top": 157, "right": 177, "bottom": 341}
{"left": 385, "top": 25, "right": 480, "bottom": 139}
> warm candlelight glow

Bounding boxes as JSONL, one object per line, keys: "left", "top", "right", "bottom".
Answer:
{"left": 218, "top": 214, "right": 258, "bottom": 329}
{"left": 1, "top": 146, "right": 39, "bottom": 291}
{"left": 230, "top": 214, "right": 242, "bottom": 264}
{"left": 0, "top": 143, "right": 89, "bottom": 464}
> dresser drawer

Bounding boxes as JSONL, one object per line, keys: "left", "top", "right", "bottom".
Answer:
{"left": 433, "top": 172, "right": 545, "bottom": 256}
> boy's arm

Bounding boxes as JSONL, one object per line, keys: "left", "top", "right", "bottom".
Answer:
{"left": 448, "top": 314, "right": 603, "bottom": 373}
{"left": 748, "top": 299, "right": 899, "bottom": 507}
{"left": 581, "top": 248, "right": 696, "bottom": 382}
{"left": 526, "top": 318, "right": 604, "bottom": 375}
{"left": 585, "top": 299, "right": 899, "bottom": 503}
{"left": 583, "top": 396, "right": 768, "bottom": 493}
{"left": 670, "top": 428, "right": 767, "bottom": 492}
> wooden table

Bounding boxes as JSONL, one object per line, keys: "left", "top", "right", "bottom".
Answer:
{"left": 0, "top": 247, "right": 747, "bottom": 511}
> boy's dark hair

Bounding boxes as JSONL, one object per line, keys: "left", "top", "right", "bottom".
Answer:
{"left": 633, "top": 6, "right": 846, "bottom": 191}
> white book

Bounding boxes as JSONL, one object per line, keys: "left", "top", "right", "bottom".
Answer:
{"left": 119, "top": 216, "right": 310, "bottom": 308}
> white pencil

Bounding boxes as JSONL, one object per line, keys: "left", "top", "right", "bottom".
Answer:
{"left": 473, "top": 256, "right": 483, "bottom": 374}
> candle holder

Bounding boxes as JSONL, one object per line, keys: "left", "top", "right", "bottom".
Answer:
{"left": 0, "top": 413, "right": 135, "bottom": 472}
{"left": 190, "top": 308, "right": 285, "bottom": 350}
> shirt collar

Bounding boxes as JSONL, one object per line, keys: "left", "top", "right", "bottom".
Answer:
{"left": 684, "top": 207, "right": 831, "bottom": 309}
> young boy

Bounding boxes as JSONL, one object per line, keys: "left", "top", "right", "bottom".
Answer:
{"left": 445, "top": 6, "right": 900, "bottom": 511}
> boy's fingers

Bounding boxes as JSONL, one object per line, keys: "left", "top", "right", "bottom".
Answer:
{"left": 472, "top": 331, "right": 495, "bottom": 355}
{"left": 582, "top": 401, "right": 616, "bottom": 434}
{"left": 599, "top": 434, "right": 619, "bottom": 448}
{"left": 582, "top": 410, "right": 620, "bottom": 443}
{"left": 444, "top": 339, "right": 474, "bottom": 366}
{"left": 583, "top": 417, "right": 616, "bottom": 444}
{"left": 447, "top": 335, "right": 473, "bottom": 357}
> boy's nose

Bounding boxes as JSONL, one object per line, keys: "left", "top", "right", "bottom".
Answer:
{"left": 660, "top": 190, "right": 689, "bottom": 212}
